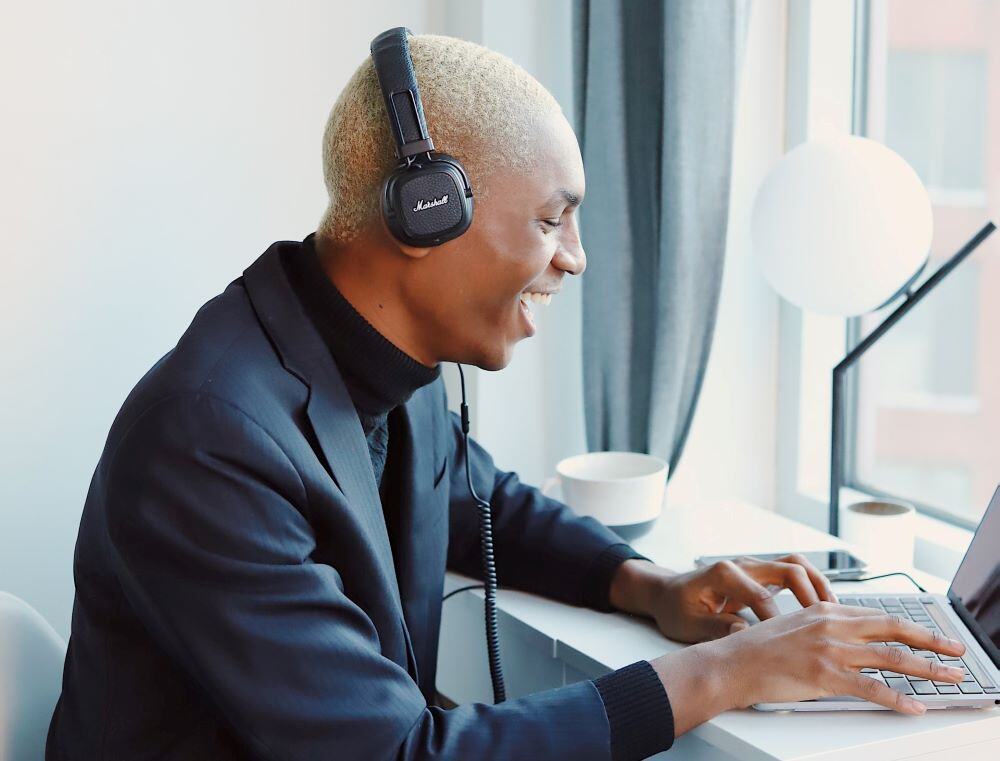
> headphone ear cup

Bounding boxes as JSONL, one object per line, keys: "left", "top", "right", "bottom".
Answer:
{"left": 382, "top": 159, "right": 473, "bottom": 247}
{"left": 425, "top": 152, "right": 473, "bottom": 196}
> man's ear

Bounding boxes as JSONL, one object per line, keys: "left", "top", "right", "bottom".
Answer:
{"left": 376, "top": 214, "right": 433, "bottom": 259}
{"left": 396, "top": 242, "right": 435, "bottom": 260}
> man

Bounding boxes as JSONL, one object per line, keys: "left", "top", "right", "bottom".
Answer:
{"left": 47, "top": 33, "right": 967, "bottom": 761}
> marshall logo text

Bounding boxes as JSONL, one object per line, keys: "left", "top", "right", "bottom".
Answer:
{"left": 413, "top": 194, "right": 449, "bottom": 213}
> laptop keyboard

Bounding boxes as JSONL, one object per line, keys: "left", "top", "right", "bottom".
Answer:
{"left": 839, "top": 595, "right": 999, "bottom": 696}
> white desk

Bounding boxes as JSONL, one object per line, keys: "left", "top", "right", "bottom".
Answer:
{"left": 438, "top": 500, "right": 1000, "bottom": 760}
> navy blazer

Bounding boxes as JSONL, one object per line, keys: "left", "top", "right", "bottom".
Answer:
{"left": 46, "top": 240, "right": 640, "bottom": 760}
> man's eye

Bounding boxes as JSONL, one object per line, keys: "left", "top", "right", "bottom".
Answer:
{"left": 542, "top": 219, "right": 562, "bottom": 229}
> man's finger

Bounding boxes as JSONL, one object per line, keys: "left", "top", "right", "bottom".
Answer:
{"left": 711, "top": 561, "right": 781, "bottom": 620}
{"left": 779, "top": 553, "right": 838, "bottom": 603}
{"left": 747, "top": 561, "right": 820, "bottom": 609}
{"left": 845, "top": 643, "right": 965, "bottom": 683}
{"left": 847, "top": 613, "right": 966, "bottom": 656}
{"left": 839, "top": 673, "right": 927, "bottom": 715}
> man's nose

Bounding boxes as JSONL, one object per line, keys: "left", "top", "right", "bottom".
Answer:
{"left": 554, "top": 240, "right": 586, "bottom": 276}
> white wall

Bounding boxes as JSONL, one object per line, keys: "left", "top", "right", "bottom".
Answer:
{"left": 0, "top": 0, "right": 438, "bottom": 638}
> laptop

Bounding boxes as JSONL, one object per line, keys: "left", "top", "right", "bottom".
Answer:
{"left": 754, "top": 484, "right": 1000, "bottom": 711}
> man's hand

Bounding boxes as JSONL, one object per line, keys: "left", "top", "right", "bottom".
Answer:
{"left": 609, "top": 554, "right": 837, "bottom": 642}
{"left": 648, "top": 601, "right": 967, "bottom": 736}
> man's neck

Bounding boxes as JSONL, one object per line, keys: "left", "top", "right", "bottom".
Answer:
{"left": 313, "top": 234, "right": 438, "bottom": 368}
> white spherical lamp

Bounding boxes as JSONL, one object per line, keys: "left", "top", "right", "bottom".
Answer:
{"left": 752, "top": 136, "right": 933, "bottom": 317}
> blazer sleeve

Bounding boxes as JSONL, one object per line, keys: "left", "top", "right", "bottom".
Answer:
{"left": 444, "top": 409, "right": 648, "bottom": 611}
{"left": 103, "top": 393, "right": 618, "bottom": 761}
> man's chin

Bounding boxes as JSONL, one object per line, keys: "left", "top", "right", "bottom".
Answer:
{"left": 452, "top": 339, "right": 517, "bottom": 372}
{"left": 460, "top": 345, "right": 510, "bottom": 372}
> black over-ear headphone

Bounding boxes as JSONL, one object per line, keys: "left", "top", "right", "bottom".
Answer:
{"left": 370, "top": 27, "right": 474, "bottom": 248}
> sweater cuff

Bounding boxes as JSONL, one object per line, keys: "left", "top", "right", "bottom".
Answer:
{"left": 582, "top": 543, "right": 652, "bottom": 612}
{"left": 593, "top": 660, "right": 674, "bottom": 761}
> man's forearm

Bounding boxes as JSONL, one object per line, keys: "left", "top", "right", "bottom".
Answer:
{"left": 608, "top": 559, "right": 738, "bottom": 736}
{"left": 608, "top": 558, "right": 675, "bottom": 616}
{"left": 649, "top": 644, "right": 734, "bottom": 737}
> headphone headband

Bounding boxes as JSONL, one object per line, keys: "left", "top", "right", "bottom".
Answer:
{"left": 369, "top": 26, "right": 473, "bottom": 247}
{"left": 370, "top": 27, "right": 435, "bottom": 158}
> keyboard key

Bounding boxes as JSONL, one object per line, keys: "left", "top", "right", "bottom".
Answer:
{"left": 861, "top": 668, "right": 878, "bottom": 674}
{"left": 862, "top": 599, "right": 882, "bottom": 608}
{"left": 920, "top": 597, "right": 935, "bottom": 603}
{"left": 985, "top": 687, "right": 999, "bottom": 694}
{"left": 840, "top": 597, "right": 860, "bottom": 607}
{"left": 959, "top": 682, "right": 983, "bottom": 694}
{"left": 913, "top": 650, "right": 936, "bottom": 658}
{"left": 937, "top": 685, "right": 960, "bottom": 694}
{"left": 883, "top": 597, "right": 901, "bottom": 606}
{"left": 911, "top": 681, "right": 937, "bottom": 695}
{"left": 881, "top": 670, "right": 905, "bottom": 678}
{"left": 885, "top": 677, "right": 914, "bottom": 694}
{"left": 939, "top": 655, "right": 962, "bottom": 662}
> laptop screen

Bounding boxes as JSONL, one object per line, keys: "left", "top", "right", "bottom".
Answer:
{"left": 949, "top": 484, "right": 1000, "bottom": 668}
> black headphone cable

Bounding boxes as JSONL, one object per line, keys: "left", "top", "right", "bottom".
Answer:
{"left": 446, "top": 363, "right": 506, "bottom": 704}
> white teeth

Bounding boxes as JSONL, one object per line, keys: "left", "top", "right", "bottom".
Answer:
{"left": 520, "top": 291, "right": 555, "bottom": 307}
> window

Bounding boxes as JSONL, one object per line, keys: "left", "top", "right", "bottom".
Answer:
{"left": 846, "top": 0, "right": 1000, "bottom": 529}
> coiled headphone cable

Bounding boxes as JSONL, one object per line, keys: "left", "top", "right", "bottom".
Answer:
{"left": 442, "top": 363, "right": 505, "bottom": 704}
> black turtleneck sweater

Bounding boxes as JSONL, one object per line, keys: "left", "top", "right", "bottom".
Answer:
{"left": 283, "top": 234, "right": 440, "bottom": 490}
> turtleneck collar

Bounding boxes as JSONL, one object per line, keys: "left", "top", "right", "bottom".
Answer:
{"left": 282, "top": 233, "right": 441, "bottom": 420}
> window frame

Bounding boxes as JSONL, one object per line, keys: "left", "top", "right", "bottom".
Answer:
{"left": 844, "top": 0, "right": 986, "bottom": 533}
{"left": 776, "top": 0, "right": 975, "bottom": 578}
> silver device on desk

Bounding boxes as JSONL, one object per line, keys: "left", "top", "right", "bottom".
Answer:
{"left": 755, "top": 484, "right": 1000, "bottom": 711}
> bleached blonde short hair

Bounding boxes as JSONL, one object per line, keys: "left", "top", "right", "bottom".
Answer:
{"left": 318, "top": 33, "right": 564, "bottom": 244}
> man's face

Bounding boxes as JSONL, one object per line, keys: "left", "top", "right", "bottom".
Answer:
{"left": 406, "top": 112, "right": 587, "bottom": 370}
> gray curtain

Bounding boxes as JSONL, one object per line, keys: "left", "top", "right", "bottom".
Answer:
{"left": 572, "top": 0, "right": 749, "bottom": 478}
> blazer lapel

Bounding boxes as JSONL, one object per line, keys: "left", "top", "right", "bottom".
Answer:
{"left": 303, "top": 360, "right": 404, "bottom": 609}
{"left": 242, "top": 241, "right": 406, "bottom": 634}
{"left": 387, "top": 386, "right": 449, "bottom": 697}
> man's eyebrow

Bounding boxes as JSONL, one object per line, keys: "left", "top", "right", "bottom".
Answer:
{"left": 547, "top": 189, "right": 583, "bottom": 208}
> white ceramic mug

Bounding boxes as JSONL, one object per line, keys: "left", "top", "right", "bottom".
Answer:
{"left": 542, "top": 451, "right": 668, "bottom": 527}
{"left": 840, "top": 499, "right": 916, "bottom": 571}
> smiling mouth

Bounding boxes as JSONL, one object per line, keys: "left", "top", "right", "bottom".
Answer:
{"left": 519, "top": 291, "right": 554, "bottom": 307}
{"left": 517, "top": 290, "right": 557, "bottom": 334}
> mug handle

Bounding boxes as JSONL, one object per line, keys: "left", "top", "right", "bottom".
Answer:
{"left": 541, "top": 476, "right": 560, "bottom": 498}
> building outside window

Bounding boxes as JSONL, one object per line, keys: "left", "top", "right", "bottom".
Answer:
{"left": 848, "top": 0, "right": 1000, "bottom": 528}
